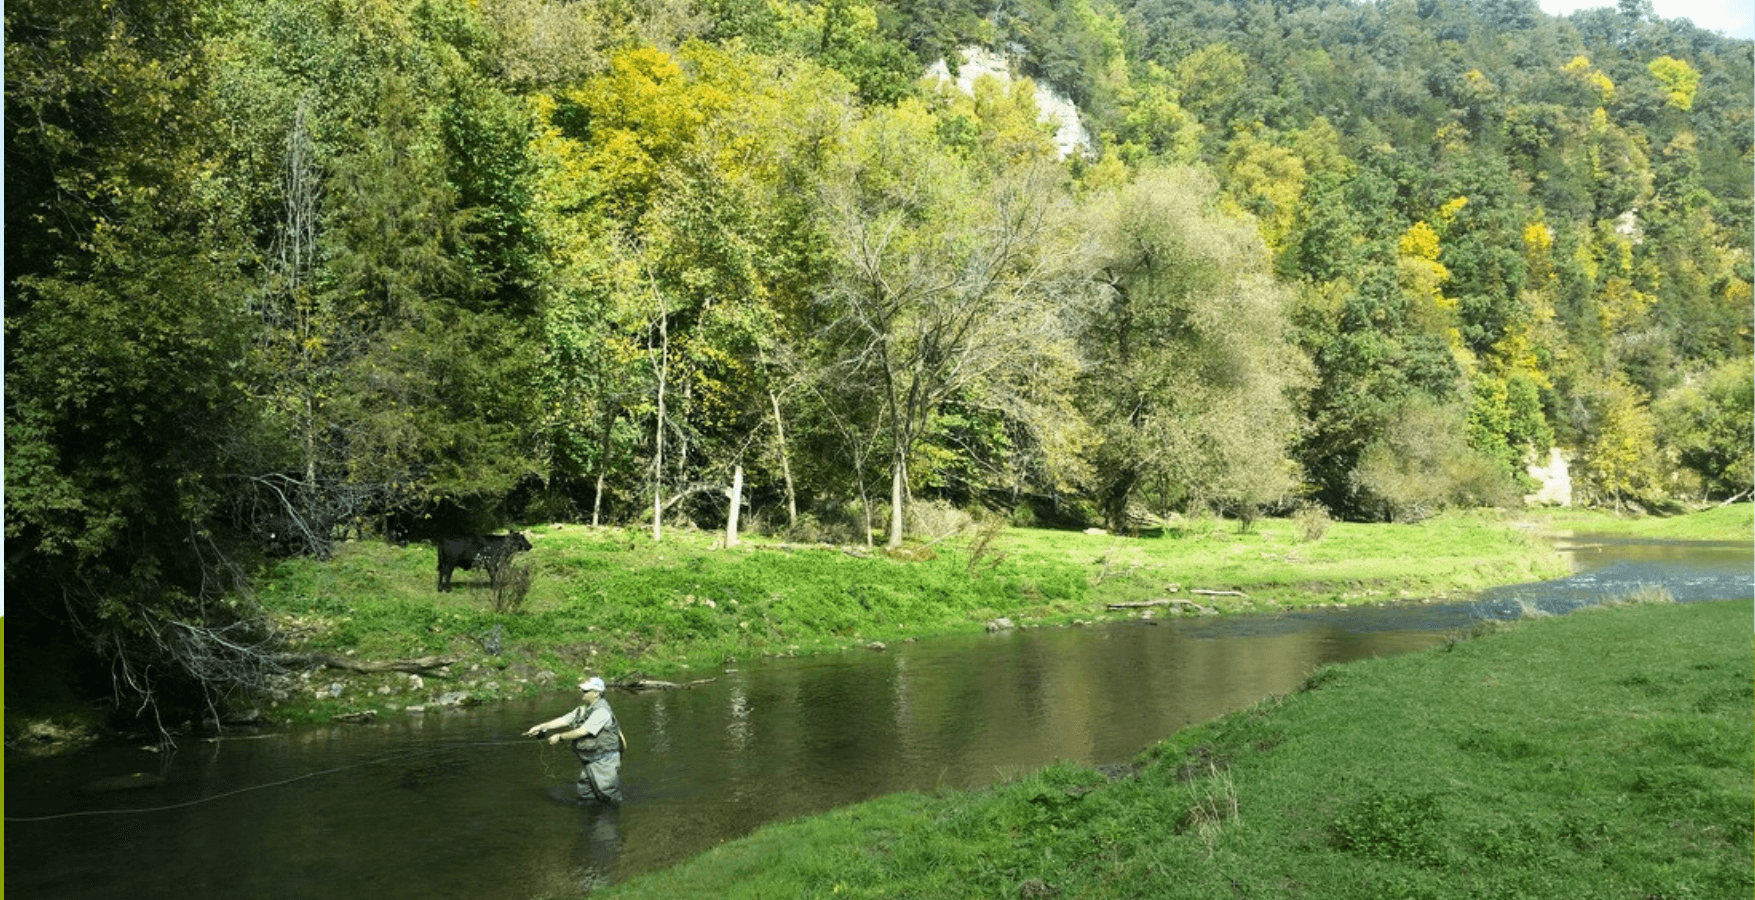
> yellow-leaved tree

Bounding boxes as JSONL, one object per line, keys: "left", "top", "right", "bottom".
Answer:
{"left": 1580, "top": 373, "right": 1662, "bottom": 511}
{"left": 1647, "top": 55, "right": 1700, "bottom": 111}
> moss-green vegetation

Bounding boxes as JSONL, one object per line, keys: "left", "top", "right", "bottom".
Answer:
{"left": 590, "top": 598, "right": 1754, "bottom": 900}
{"left": 258, "top": 511, "right": 1581, "bottom": 721}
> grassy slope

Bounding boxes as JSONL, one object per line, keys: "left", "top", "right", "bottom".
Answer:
{"left": 1522, "top": 502, "right": 1754, "bottom": 542}
{"left": 593, "top": 599, "right": 1754, "bottom": 900}
{"left": 257, "top": 509, "right": 1579, "bottom": 720}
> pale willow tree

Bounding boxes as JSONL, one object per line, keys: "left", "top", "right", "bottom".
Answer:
{"left": 815, "top": 99, "right": 1090, "bottom": 548}
{"left": 1078, "top": 166, "right": 1309, "bottom": 530}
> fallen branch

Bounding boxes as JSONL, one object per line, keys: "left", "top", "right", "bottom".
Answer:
{"left": 617, "top": 676, "right": 718, "bottom": 692}
{"left": 1106, "top": 598, "right": 1216, "bottom": 612}
{"left": 643, "top": 482, "right": 728, "bottom": 519}
{"left": 285, "top": 654, "right": 458, "bottom": 675}
{"left": 1190, "top": 589, "right": 1247, "bottom": 598}
{"left": 1092, "top": 540, "right": 1121, "bottom": 586}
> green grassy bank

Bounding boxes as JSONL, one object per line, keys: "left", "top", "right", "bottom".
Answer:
{"left": 1523, "top": 502, "right": 1753, "bottom": 542}
{"left": 258, "top": 508, "right": 1593, "bottom": 721}
{"left": 591, "top": 598, "right": 1754, "bottom": 900}
{"left": 250, "top": 506, "right": 1753, "bottom": 722}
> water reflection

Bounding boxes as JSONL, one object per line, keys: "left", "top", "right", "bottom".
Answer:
{"left": 6, "top": 536, "right": 1749, "bottom": 900}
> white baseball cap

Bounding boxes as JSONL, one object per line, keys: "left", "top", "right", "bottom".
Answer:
{"left": 579, "top": 677, "right": 606, "bottom": 693}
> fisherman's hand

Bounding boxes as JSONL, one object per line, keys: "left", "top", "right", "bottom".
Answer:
{"left": 523, "top": 726, "right": 543, "bottom": 737}
{"left": 547, "top": 733, "right": 562, "bottom": 745}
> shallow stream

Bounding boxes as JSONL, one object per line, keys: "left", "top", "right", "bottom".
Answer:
{"left": 6, "top": 532, "right": 1748, "bottom": 899}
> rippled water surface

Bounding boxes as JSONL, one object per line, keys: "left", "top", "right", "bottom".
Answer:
{"left": 7, "top": 533, "right": 1748, "bottom": 899}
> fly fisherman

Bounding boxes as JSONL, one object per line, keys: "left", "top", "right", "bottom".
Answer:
{"left": 526, "top": 677, "right": 624, "bottom": 804}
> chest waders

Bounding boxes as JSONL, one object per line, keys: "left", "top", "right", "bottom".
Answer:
{"left": 570, "top": 698, "right": 624, "bottom": 805}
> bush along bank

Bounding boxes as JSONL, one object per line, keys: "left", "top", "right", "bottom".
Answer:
{"left": 252, "top": 510, "right": 1579, "bottom": 723}
{"left": 591, "top": 597, "right": 1754, "bottom": 900}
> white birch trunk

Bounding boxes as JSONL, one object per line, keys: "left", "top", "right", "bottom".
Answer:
{"left": 725, "top": 463, "right": 744, "bottom": 547}
{"left": 769, "top": 389, "right": 797, "bottom": 527}
{"left": 652, "top": 298, "right": 669, "bottom": 542}
{"left": 887, "top": 455, "right": 906, "bottom": 549}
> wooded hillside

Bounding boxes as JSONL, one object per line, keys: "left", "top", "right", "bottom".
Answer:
{"left": 6, "top": 0, "right": 1749, "bottom": 722}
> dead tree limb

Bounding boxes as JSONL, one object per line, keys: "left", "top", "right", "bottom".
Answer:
{"left": 616, "top": 676, "right": 717, "bottom": 691}
{"left": 284, "top": 654, "right": 458, "bottom": 675}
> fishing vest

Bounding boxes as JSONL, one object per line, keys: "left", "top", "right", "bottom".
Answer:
{"left": 571, "top": 698, "right": 621, "bottom": 755}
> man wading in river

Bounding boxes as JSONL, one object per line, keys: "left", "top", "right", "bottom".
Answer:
{"left": 526, "top": 677, "right": 625, "bottom": 804}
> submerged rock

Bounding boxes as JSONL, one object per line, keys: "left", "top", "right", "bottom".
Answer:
{"left": 82, "top": 773, "right": 168, "bottom": 793}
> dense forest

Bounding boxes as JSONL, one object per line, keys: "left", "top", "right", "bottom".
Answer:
{"left": 6, "top": 0, "right": 1750, "bottom": 722}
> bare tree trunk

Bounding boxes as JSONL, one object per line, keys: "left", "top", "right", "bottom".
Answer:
{"left": 680, "top": 380, "right": 692, "bottom": 478}
{"left": 593, "top": 410, "right": 616, "bottom": 527}
{"left": 858, "top": 482, "right": 874, "bottom": 547}
{"left": 281, "top": 97, "right": 326, "bottom": 554}
{"left": 887, "top": 453, "right": 907, "bottom": 549}
{"left": 725, "top": 463, "right": 744, "bottom": 547}
{"left": 651, "top": 288, "right": 669, "bottom": 543}
{"left": 769, "top": 389, "right": 797, "bottom": 527}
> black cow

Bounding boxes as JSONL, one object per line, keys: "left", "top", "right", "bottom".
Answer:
{"left": 436, "top": 532, "right": 533, "bottom": 593}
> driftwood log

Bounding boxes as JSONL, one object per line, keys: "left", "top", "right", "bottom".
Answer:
{"left": 1107, "top": 588, "right": 1244, "bottom": 611}
{"left": 285, "top": 654, "right": 458, "bottom": 675}
{"left": 616, "top": 676, "right": 718, "bottom": 692}
{"left": 1106, "top": 598, "right": 1217, "bottom": 614}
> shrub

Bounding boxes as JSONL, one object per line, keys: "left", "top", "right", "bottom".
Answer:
{"left": 907, "top": 499, "right": 973, "bottom": 542}
{"left": 487, "top": 557, "right": 534, "bottom": 613}
{"left": 786, "top": 501, "right": 872, "bottom": 545}
{"left": 1293, "top": 503, "right": 1332, "bottom": 543}
{"left": 965, "top": 514, "right": 1007, "bottom": 576}
{"left": 1352, "top": 400, "right": 1520, "bottom": 522}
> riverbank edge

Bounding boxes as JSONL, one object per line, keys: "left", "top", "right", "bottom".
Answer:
{"left": 589, "top": 597, "right": 1755, "bottom": 900}
{"left": 249, "top": 504, "right": 1751, "bottom": 727}
{"left": 5, "top": 504, "right": 1748, "bottom": 751}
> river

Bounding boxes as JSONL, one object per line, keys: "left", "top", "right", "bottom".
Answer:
{"left": 5, "top": 532, "right": 1749, "bottom": 899}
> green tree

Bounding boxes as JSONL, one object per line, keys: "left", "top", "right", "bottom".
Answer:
{"left": 1576, "top": 372, "right": 1664, "bottom": 510}
{"left": 815, "top": 101, "right": 1088, "bottom": 547}
{"left": 6, "top": 0, "right": 277, "bottom": 732}
{"left": 1077, "top": 166, "right": 1308, "bottom": 529}
{"left": 222, "top": 1, "right": 544, "bottom": 545}
{"left": 1654, "top": 358, "right": 1754, "bottom": 501}
{"left": 1297, "top": 252, "right": 1468, "bottom": 518}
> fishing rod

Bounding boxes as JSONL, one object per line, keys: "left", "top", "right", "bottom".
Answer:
{"left": 5, "top": 738, "right": 537, "bottom": 823}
